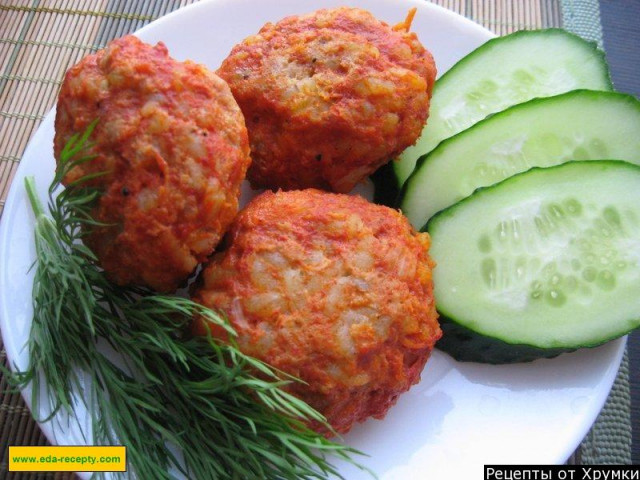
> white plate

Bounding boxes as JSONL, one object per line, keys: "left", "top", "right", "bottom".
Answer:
{"left": 0, "top": 0, "right": 626, "bottom": 479}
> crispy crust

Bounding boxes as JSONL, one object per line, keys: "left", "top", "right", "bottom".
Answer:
{"left": 218, "top": 7, "right": 436, "bottom": 192}
{"left": 54, "top": 35, "right": 251, "bottom": 292}
{"left": 192, "top": 189, "right": 441, "bottom": 434}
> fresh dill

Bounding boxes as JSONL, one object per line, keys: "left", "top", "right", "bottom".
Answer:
{"left": 7, "top": 124, "right": 371, "bottom": 479}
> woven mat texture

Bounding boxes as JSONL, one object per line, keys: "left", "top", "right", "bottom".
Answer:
{"left": 0, "top": 0, "right": 630, "bottom": 478}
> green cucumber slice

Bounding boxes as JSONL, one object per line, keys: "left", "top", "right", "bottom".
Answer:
{"left": 427, "top": 161, "right": 640, "bottom": 364}
{"left": 401, "top": 90, "right": 640, "bottom": 229}
{"left": 393, "top": 29, "right": 613, "bottom": 188}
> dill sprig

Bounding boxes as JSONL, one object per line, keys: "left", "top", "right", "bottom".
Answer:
{"left": 8, "top": 124, "right": 371, "bottom": 479}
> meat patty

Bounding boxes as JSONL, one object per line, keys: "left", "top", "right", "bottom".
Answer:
{"left": 192, "top": 189, "right": 441, "bottom": 434}
{"left": 54, "top": 35, "right": 251, "bottom": 292}
{"left": 217, "top": 7, "right": 436, "bottom": 193}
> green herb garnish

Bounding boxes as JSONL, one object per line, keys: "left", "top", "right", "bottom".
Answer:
{"left": 8, "top": 124, "right": 371, "bottom": 479}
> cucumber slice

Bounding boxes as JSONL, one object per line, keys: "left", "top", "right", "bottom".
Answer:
{"left": 427, "top": 161, "right": 640, "bottom": 364}
{"left": 393, "top": 29, "right": 613, "bottom": 188}
{"left": 401, "top": 90, "right": 640, "bottom": 229}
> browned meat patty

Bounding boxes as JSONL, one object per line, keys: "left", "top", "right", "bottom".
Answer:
{"left": 192, "top": 189, "right": 441, "bottom": 434}
{"left": 54, "top": 35, "right": 251, "bottom": 292}
{"left": 217, "top": 7, "right": 436, "bottom": 193}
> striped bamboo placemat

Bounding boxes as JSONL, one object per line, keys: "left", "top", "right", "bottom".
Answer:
{"left": 0, "top": 1, "right": 629, "bottom": 479}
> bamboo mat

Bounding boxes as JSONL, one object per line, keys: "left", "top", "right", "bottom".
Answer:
{"left": 0, "top": 1, "right": 629, "bottom": 479}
